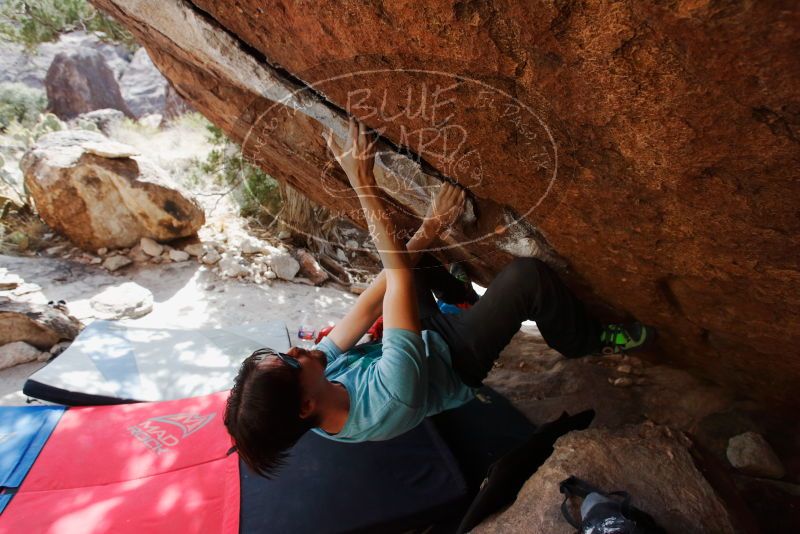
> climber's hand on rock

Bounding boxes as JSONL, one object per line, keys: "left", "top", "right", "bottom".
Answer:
{"left": 324, "top": 117, "right": 377, "bottom": 193}
{"left": 423, "top": 182, "right": 466, "bottom": 236}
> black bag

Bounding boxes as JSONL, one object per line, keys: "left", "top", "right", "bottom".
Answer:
{"left": 559, "top": 476, "right": 666, "bottom": 534}
{"left": 455, "top": 410, "right": 596, "bottom": 533}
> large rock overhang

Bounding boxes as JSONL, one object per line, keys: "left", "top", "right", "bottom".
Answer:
{"left": 90, "top": 0, "right": 800, "bottom": 409}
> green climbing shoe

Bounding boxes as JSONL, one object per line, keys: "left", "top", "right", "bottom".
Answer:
{"left": 449, "top": 263, "right": 471, "bottom": 285}
{"left": 598, "top": 323, "right": 657, "bottom": 355}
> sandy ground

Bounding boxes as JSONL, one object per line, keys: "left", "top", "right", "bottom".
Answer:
{"left": 0, "top": 253, "right": 359, "bottom": 405}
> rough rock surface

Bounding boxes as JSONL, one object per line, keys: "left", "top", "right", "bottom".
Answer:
{"left": 90, "top": 0, "right": 800, "bottom": 407}
{"left": 119, "top": 47, "right": 167, "bottom": 118}
{"left": 475, "top": 424, "right": 736, "bottom": 534}
{"left": 44, "top": 49, "right": 133, "bottom": 120}
{"left": 0, "top": 300, "right": 82, "bottom": 350}
{"left": 21, "top": 130, "right": 205, "bottom": 250}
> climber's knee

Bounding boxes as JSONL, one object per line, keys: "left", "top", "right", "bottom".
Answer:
{"left": 502, "top": 257, "right": 546, "bottom": 288}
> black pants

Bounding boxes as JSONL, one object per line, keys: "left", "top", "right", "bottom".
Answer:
{"left": 415, "top": 256, "right": 601, "bottom": 388}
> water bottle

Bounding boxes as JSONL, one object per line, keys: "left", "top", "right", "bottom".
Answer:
{"left": 297, "top": 313, "right": 316, "bottom": 347}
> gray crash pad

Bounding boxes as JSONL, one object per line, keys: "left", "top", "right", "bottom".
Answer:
{"left": 23, "top": 320, "right": 290, "bottom": 405}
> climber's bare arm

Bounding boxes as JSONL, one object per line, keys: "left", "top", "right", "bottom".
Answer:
{"left": 324, "top": 118, "right": 419, "bottom": 335}
{"left": 325, "top": 182, "right": 465, "bottom": 351}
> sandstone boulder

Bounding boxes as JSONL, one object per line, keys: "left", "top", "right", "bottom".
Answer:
{"left": 89, "top": 0, "right": 800, "bottom": 409}
{"left": 45, "top": 49, "right": 133, "bottom": 120}
{"left": 119, "top": 47, "right": 167, "bottom": 118}
{"left": 475, "top": 424, "right": 737, "bottom": 534}
{"left": 0, "top": 300, "right": 82, "bottom": 350}
{"left": 21, "top": 130, "right": 205, "bottom": 251}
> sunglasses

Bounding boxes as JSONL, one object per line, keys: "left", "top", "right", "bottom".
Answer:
{"left": 251, "top": 347, "right": 302, "bottom": 370}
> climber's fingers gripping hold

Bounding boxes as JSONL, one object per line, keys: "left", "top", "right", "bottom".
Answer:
{"left": 323, "top": 128, "right": 344, "bottom": 160}
{"left": 324, "top": 117, "right": 377, "bottom": 192}
{"left": 425, "top": 182, "right": 466, "bottom": 236}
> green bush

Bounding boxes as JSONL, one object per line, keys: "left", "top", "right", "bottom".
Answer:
{"left": 3, "top": 112, "right": 65, "bottom": 149}
{"left": 0, "top": 0, "right": 135, "bottom": 49}
{"left": 196, "top": 125, "right": 282, "bottom": 219}
{"left": 0, "top": 83, "right": 46, "bottom": 129}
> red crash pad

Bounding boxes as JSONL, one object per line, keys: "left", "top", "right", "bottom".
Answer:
{"left": 0, "top": 392, "right": 238, "bottom": 534}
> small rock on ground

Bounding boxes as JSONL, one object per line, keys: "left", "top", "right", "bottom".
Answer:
{"left": 140, "top": 237, "right": 163, "bottom": 257}
{"left": 89, "top": 281, "right": 154, "bottom": 320}
{"left": 129, "top": 244, "right": 149, "bottom": 262}
{"left": 168, "top": 249, "right": 190, "bottom": 262}
{"left": 49, "top": 340, "right": 71, "bottom": 356}
{"left": 270, "top": 252, "right": 300, "bottom": 281}
{"left": 202, "top": 249, "right": 221, "bottom": 265}
{"left": 0, "top": 341, "right": 46, "bottom": 370}
{"left": 218, "top": 254, "right": 249, "bottom": 278}
{"left": 102, "top": 255, "right": 132, "bottom": 272}
{"left": 727, "top": 432, "right": 785, "bottom": 479}
{"left": 183, "top": 243, "right": 205, "bottom": 257}
{"left": 296, "top": 248, "right": 329, "bottom": 285}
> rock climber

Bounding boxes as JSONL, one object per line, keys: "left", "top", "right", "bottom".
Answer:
{"left": 224, "top": 118, "right": 656, "bottom": 477}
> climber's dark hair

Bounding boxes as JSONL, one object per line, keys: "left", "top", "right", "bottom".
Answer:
{"left": 224, "top": 349, "right": 317, "bottom": 478}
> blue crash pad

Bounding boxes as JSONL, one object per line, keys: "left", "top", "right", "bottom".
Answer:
{"left": 0, "top": 405, "right": 64, "bottom": 513}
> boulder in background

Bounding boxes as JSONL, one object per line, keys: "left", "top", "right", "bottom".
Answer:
{"left": 21, "top": 129, "right": 205, "bottom": 250}
{"left": 44, "top": 49, "right": 133, "bottom": 120}
{"left": 0, "top": 31, "right": 130, "bottom": 90}
{"left": 119, "top": 47, "right": 166, "bottom": 118}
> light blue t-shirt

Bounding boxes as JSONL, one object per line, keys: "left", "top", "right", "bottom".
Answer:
{"left": 311, "top": 328, "right": 475, "bottom": 442}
